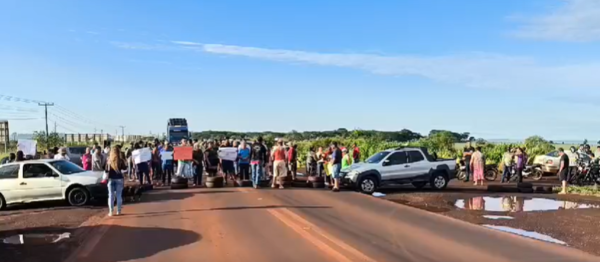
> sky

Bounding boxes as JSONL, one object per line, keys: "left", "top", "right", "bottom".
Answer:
{"left": 1, "top": 0, "right": 600, "bottom": 141}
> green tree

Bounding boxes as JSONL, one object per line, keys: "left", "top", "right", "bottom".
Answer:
{"left": 32, "top": 131, "right": 64, "bottom": 150}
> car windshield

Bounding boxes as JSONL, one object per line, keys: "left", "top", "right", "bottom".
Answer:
{"left": 50, "top": 160, "right": 85, "bottom": 174}
{"left": 69, "top": 147, "right": 87, "bottom": 155}
{"left": 546, "top": 151, "right": 559, "bottom": 157}
{"left": 366, "top": 151, "right": 391, "bottom": 163}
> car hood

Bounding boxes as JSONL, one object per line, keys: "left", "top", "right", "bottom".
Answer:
{"left": 342, "top": 162, "right": 376, "bottom": 173}
{"left": 62, "top": 171, "right": 104, "bottom": 184}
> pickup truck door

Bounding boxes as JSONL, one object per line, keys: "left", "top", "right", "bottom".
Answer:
{"left": 405, "top": 150, "right": 430, "bottom": 179}
{"left": 381, "top": 152, "right": 409, "bottom": 180}
{"left": 19, "top": 163, "right": 62, "bottom": 201}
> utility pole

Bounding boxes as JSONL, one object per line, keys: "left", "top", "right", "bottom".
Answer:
{"left": 38, "top": 102, "right": 54, "bottom": 147}
{"left": 119, "top": 126, "right": 125, "bottom": 142}
{"left": 54, "top": 122, "right": 57, "bottom": 133}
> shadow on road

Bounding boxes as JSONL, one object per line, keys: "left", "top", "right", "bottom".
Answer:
{"left": 120, "top": 205, "right": 331, "bottom": 219}
{"left": 0, "top": 225, "right": 201, "bottom": 262}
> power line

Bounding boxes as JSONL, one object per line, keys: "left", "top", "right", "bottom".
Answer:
{"left": 54, "top": 105, "right": 116, "bottom": 129}
{"left": 39, "top": 102, "right": 54, "bottom": 144}
{"left": 49, "top": 113, "right": 95, "bottom": 131}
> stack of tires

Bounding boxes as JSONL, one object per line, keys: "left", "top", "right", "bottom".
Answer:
{"left": 517, "top": 182, "right": 534, "bottom": 193}
{"left": 205, "top": 176, "right": 224, "bottom": 188}
{"left": 140, "top": 184, "right": 154, "bottom": 192}
{"left": 308, "top": 176, "right": 325, "bottom": 188}
{"left": 171, "top": 177, "right": 189, "bottom": 190}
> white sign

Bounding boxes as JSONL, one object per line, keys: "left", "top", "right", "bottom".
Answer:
{"left": 160, "top": 151, "right": 173, "bottom": 160}
{"left": 17, "top": 139, "right": 37, "bottom": 156}
{"left": 132, "top": 148, "right": 152, "bottom": 164}
{"left": 218, "top": 147, "right": 238, "bottom": 161}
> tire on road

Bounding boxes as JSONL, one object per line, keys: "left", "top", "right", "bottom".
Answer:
{"left": 429, "top": 172, "right": 449, "bottom": 190}
{"left": 308, "top": 176, "right": 325, "bottom": 183}
{"left": 171, "top": 177, "right": 188, "bottom": 185}
{"left": 518, "top": 187, "right": 534, "bottom": 194}
{"left": 235, "top": 180, "right": 252, "bottom": 187}
{"left": 487, "top": 185, "right": 520, "bottom": 193}
{"left": 356, "top": 175, "right": 378, "bottom": 194}
{"left": 67, "top": 186, "right": 90, "bottom": 207}
{"left": 171, "top": 183, "right": 188, "bottom": 190}
{"left": 205, "top": 176, "right": 224, "bottom": 188}
{"left": 484, "top": 168, "right": 498, "bottom": 181}
{"left": 0, "top": 194, "right": 6, "bottom": 210}
{"left": 312, "top": 181, "right": 325, "bottom": 188}
{"left": 517, "top": 182, "right": 533, "bottom": 189}
{"left": 411, "top": 181, "right": 427, "bottom": 189}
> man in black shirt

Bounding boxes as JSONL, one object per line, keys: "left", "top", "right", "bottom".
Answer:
{"left": 250, "top": 136, "right": 267, "bottom": 188}
{"left": 558, "top": 148, "right": 570, "bottom": 194}
{"left": 330, "top": 142, "right": 343, "bottom": 192}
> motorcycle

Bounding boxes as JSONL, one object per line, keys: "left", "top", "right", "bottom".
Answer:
{"left": 509, "top": 164, "right": 544, "bottom": 181}
{"left": 456, "top": 160, "right": 498, "bottom": 181}
{"left": 570, "top": 159, "right": 600, "bottom": 186}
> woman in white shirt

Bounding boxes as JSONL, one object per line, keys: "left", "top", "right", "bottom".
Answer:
{"left": 54, "top": 147, "right": 70, "bottom": 161}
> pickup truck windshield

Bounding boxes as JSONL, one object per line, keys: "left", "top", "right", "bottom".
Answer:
{"left": 50, "top": 160, "right": 85, "bottom": 175}
{"left": 366, "top": 151, "right": 390, "bottom": 163}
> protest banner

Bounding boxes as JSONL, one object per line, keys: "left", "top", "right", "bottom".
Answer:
{"left": 132, "top": 148, "right": 152, "bottom": 164}
{"left": 17, "top": 139, "right": 37, "bottom": 156}
{"left": 174, "top": 146, "right": 193, "bottom": 161}
{"left": 218, "top": 147, "right": 238, "bottom": 161}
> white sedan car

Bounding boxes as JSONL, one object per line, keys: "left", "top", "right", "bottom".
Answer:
{"left": 0, "top": 159, "right": 107, "bottom": 210}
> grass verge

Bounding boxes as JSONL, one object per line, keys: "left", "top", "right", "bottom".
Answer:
{"left": 553, "top": 185, "right": 600, "bottom": 197}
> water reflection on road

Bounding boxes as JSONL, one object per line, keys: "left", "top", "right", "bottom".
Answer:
{"left": 455, "top": 196, "right": 600, "bottom": 212}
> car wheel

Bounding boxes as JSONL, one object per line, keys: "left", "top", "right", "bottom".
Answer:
{"left": 484, "top": 169, "right": 498, "bottom": 181}
{"left": 430, "top": 172, "right": 449, "bottom": 190}
{"left": 0, "top": 194, "right": 6, "bottom": 210}
{"left": 532, "top": 168, "right": 543, "bottom": 181}
{"left": 411, "top": 181, "right": 427, "bottom": 189}
{"left": 457, "top": 170, "right": 466, "bottom": 181}
{"left": 357, "top": 176, "right": 377, "bottom": 194}
{"left": 68, "top": 187, "right": 90, "bottom": 206}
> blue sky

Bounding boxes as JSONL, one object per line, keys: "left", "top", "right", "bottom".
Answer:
{"left": 1, "top": 0, "right": 600, "bottom": 140}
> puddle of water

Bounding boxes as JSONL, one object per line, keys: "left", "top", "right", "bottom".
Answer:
{"left": 483, "top": 225, "right": 566, "bottom": 245}
{"left": 483, "top": 215, "right": 514, "bottom": 220}
{"left": 372, "top": 192, "right": 386, "bottom": 197}
{"left": 1, "top": 233, "right": 71, "bottom": 245}
{"left": 455, "top": 196, "right": 599, "bottom": 212}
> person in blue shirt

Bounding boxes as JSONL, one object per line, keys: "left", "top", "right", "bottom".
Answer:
{"left": 238, "top": 141, "right": 251, "bottom": 181}
{"left": 161, "top": 141, "right": 174, "bottom": 185}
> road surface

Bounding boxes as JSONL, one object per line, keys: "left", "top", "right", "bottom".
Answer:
{"left": 67, "top": 186, "right": 598, "bottom": 262}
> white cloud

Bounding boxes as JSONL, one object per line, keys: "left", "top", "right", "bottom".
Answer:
{"left": 111, "top": 40, "right": 600, "bottom": 94}
{"left": 510, "top": 0, "right": 600, "bottom": 42}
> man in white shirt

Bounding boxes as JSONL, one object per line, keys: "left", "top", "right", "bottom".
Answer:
{"left": 54, "top": 147, "right": 70, "bottom": 161}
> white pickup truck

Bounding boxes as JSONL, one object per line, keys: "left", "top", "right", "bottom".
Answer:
{"left": 341, "top": 147, "right": 457, "bottom": 194}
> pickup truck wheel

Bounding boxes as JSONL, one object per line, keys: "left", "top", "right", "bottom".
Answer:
{"left": 68, "top": 187, "right": 90, "bottom": 206}
{"left": 430, "top": 172, "right": 449, "bottom": 190}
{"left": 411, "top": 182, "right": 427, "bottom": 189}
{"left": 357, "top": 176, "right": 377, "bottom": 194}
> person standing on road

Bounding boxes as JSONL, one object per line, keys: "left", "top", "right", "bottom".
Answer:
{"left": 500, "top": 147, "right": 514, "bottom": 183}
{"left": 288, "top": 143, "right": 298, "bottom": 181}
{"left": 134, "top": 143, "right": 151, "bottom": 185}
{"left": 161, "top": 142, "right": 174, "bottom": 186}
{"left": 82, "top": 147, "right": 92, "bottom": 171}
{"left": 330, "top": 142, "right": 342, "bottom": 192}
{"left": 151, "top": 146, "right": 162, "bottom": 184}
{"left": 271, "top": 139, "right": 287, "bottom": 189}
{"left": 192, "top": 143, "right": 204, "bottom": 187}
{"left": 513, "top": 147, "right": 527, "bottom": 183}
{"left": 220, "top": 140, "right": 236, "bottom": 185}
{"left": 105, "top": 146, "right": 125, "bottom": 217}
{"left": 306, "top": 147, "right": 317, "bottom": 176}
{"left": 204, "top": 141, "right": 220, "bottom": 178}
{"left": 470, "top": 146, "right": 485, "bottom": 186}
{"left": 92, "top": 146, "right": 105, "bottom": 171}
{"left": 462, "top": 147, "right": 473, "bottom": 182}
{"left": 558, "top": 148, "right": 570, "bottom": 194}
{"left": 342, "top": 148, "right": 353, "bottom": 170}
{"left": 238, "top": 141, "right": 251, "bottom": 181}
{"left": 250, "top": 137, "right": 267, "bottom": 188}
{"left": 54, "top": 147, "right": 70, "bottom": 161}
{"left": 352, "top": 143, "right": 360, "bottom": 163}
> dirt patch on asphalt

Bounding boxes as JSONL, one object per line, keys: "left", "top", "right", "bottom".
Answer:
{"left": 384, "top": 191, "right": 600, "bottom": 256}
{"left": 0, "top": 202, "right": 106, "bottom": 262}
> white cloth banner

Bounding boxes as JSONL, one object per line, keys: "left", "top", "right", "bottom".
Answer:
{"left": 218, "top": 147, "right": 238, "bottom": 161}
{"left": 17, "top": 139, "right": 37, "bottom": 156}
{"left": 132, "top": 148, "right": 152, "bottom": 164}
{"left": 160, "top": 151, "right": 173, "bottom": 160}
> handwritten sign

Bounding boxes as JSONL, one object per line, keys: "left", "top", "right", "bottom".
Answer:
{"left": 17, "top": 139, "right": 37, "bottom": 157}
{"left": 132, "top": 148, "right": 152, "bottom": 164}
{"left": 218, "top": 147, "right": 238, "bottom": 161}
{"left": 174, "top": 146, "right": 193, "bottom": 161}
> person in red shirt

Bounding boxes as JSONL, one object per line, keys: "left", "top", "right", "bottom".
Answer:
{"left": 271, "top": 139, "right": 288, "bottom": 189}
{"left": 288, "top": 144, "right": 298, "bottom": 180}
{"left": 353, "top": 143, "right": 360, "bottom": 163}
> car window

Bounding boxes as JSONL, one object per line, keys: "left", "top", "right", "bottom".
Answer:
{"left": 50, "top": 160, "right": 85, "bottom": 174}
{"left": 547, "top": 151, "right": 559, "bottom": 157}
{"left": 385, "top": 152, "right": 407, "bottom": 165}
{"left": 407, "top": 151, "right": 425, "bottom": 163}
{"left": 23, "top": 164, "right": 55, "bottom": 179}
{"left": 68, "top": 147, "right": 86, "bottom": 155}
{"left": 0, "top": 164, "right": 19, "bottom": 180}
{"left": 366, "top": 151, "right": 391, "bottom": 163}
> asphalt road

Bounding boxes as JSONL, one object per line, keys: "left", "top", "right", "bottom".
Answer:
{"left": 66, "top": 186, "right": 599, "bottom": 262}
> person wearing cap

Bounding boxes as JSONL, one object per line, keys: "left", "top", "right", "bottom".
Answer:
{"left": 161, "top": 142, "right": 174, "bottom": 185}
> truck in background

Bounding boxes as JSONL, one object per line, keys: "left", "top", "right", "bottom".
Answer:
{"left": 167, "top": 118, "right": 190, "bottom": 144}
